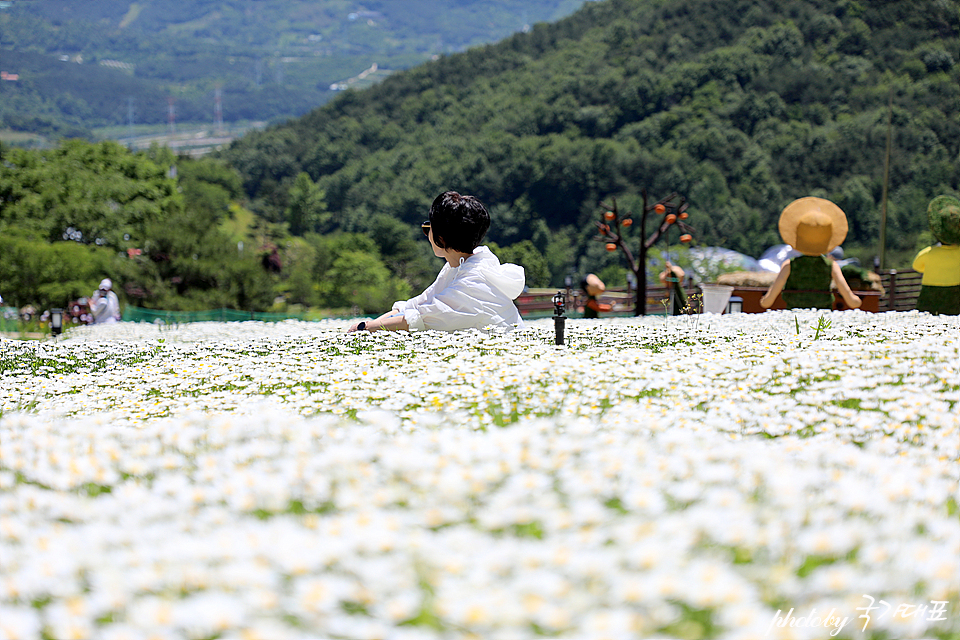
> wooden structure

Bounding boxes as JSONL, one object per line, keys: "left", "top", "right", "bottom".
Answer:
{"left": 515, "top": 270, "right": 923, "bottom": 317}
{"left": 729, "top": 287, "right": 881, "bottom": 313}
{"left": 517, "top": 285, "right": 702, "bottom": 317}
{"left": 877, "top": 269, "right": 923, "bottom": 311}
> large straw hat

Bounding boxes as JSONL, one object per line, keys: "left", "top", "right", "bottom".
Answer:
{"left": 927, "top": 195, "right": 960, "bottom": 245}
{"left": 778, "top": 197, "right": 848, "bottom": 256}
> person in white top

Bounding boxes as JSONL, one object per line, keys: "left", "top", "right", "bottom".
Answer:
{"left": 90, "top": 278, "right": 122, "bottom": 324}
{"left": 348, "top": 191, "right": 525, "bottom": 333}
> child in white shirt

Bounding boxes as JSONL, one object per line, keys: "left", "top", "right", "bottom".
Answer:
{"left": 348, "top": 191, "right": 525, "bottom": 333}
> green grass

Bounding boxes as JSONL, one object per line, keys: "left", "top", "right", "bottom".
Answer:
{"left": 220, "top": 203, "right": 257, "bottom": 244}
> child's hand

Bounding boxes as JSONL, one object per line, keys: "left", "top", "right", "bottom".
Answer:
{"left": 346, "top": 321, "right": 368, "bottom": 333}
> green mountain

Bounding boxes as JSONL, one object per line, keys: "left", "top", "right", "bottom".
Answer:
{"left": 221, "top": 0, "right": 960, "bottom": 275}
{"left": 0, "top": 0, "right": 588, "bottom": 139}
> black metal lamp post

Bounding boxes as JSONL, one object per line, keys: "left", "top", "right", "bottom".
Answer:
{"left": 50, "top": 308, "right": 63, "bottom": 336}
{"left": 553, "top": 290, "right": 566, "bottom": 346}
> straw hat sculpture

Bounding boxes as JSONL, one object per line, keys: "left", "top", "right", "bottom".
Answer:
{"left": 761, "top": 196, "right": 862, "bottom": 310}
{"left": 778, "top": 197, "right": 848, "bottom": 256}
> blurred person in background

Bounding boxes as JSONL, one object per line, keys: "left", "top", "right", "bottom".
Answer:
{"left": 90, "top": 279, "right": 121, "bottom": 324}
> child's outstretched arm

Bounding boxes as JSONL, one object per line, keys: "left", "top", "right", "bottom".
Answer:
{"left": 760, "top": 260, "right": 791, "bottom": 309}
{"left": 347, "top": 312, "right": 409, "bottom": 333}
{"left": 831, "top": 260, "right": 862, "bottom": 309}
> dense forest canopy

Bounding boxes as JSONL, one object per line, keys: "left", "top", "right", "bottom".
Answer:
{"left": 0, "top": 140, "right": 422, "bottom": 314}
{"left": 0, "top": 0, "right": 588, "bottom": 139}
{"left": 2, "top": 0, "right": 958, "bottom": 316}
{"left": 222, "top": 0, "right": 960, "bottom": 283}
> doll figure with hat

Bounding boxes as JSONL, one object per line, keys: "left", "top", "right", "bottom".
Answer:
{"left": 912, "top": 195, "right": 960, "bottom": 316}
{"left": 580, "top": 273, "right": 612, "bottom": 318}
{"left": 659, "top": 261, "right": 688, "bottom": 315}
{"left": 760, "top": 197, "right": 862, "bottom": 310}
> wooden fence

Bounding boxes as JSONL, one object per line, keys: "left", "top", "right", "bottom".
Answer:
{"left": 516, "top": 285, "right": 700, "bottom": 318}
{"left": 877, "top": 269, "right": 923, "bottom": 311}
{"left": 516, "top": 270, "right": 925, "bottom": 317}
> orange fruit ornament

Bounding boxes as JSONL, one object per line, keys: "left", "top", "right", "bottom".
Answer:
{"left": 680, "top": 234, "right": 692, "bottom": 243}
{"left": 654, "top": 204, "right": 666, "bottom": 214}
{"left": 621, "top": 218, "right": 633, "bottom": 227}
{"left": 665, "top": 213, "right": 677, "bottom": 224}
{"left": 679, "top": 211, "right": 688, "bottom": 220}
{"left": 604, "top": 211, "right": 616, "bottom": 221}
{"left": 605, "top": 243, "right": 617, "bottom": 252}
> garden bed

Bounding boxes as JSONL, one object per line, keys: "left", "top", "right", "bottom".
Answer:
{"left": 1, "top": 312, "right": 958, "bottom": 639}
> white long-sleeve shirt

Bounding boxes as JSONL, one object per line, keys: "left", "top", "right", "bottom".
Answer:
{"left": 393, "top": 246, "right": 525, "bottom": 332}
{"left": 90, "top": 291, "right": 121, "bottom": 324}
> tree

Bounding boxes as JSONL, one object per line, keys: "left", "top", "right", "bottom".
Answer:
{"left": 594, "top": 191, "right": 695, "bottom": 316}
{"left": 324, "top": 250, "right": 411, "bottom": 313}
{"left": 495, "top": 240, "right": 551, "bottom": 288}
{"left": 0, "top": 140, "right": 181, "bottom": 252}
{"left": 285, "top": 172, "right": 330, "bottom": 236}
{"left": 0, "top": 230, "right": 118, "bottom": 312}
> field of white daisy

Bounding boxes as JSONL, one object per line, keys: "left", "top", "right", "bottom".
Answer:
{"left": 1, "top": 310, "right": 958, "bottom": 640}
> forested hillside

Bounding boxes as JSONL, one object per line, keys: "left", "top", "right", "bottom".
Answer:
{"left": 0, "top": 0, "right": 587, "bottom": 140}
{"left": 2, "top": 0, "right": 958, "bottom": 316}
{"left": 0, "top": 140, "right": 421, "bottom": 314}
{"left": 223, "top": 0, "right": 960, "bottom": 283}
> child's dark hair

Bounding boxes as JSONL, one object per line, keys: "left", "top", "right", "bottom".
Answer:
{"left": 429, "top": 191, "right": 490, "bottom": 253}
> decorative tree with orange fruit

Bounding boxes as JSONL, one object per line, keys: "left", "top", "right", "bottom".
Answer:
{"left": 596, "top": 190, "right": 694, "bottom": 316}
